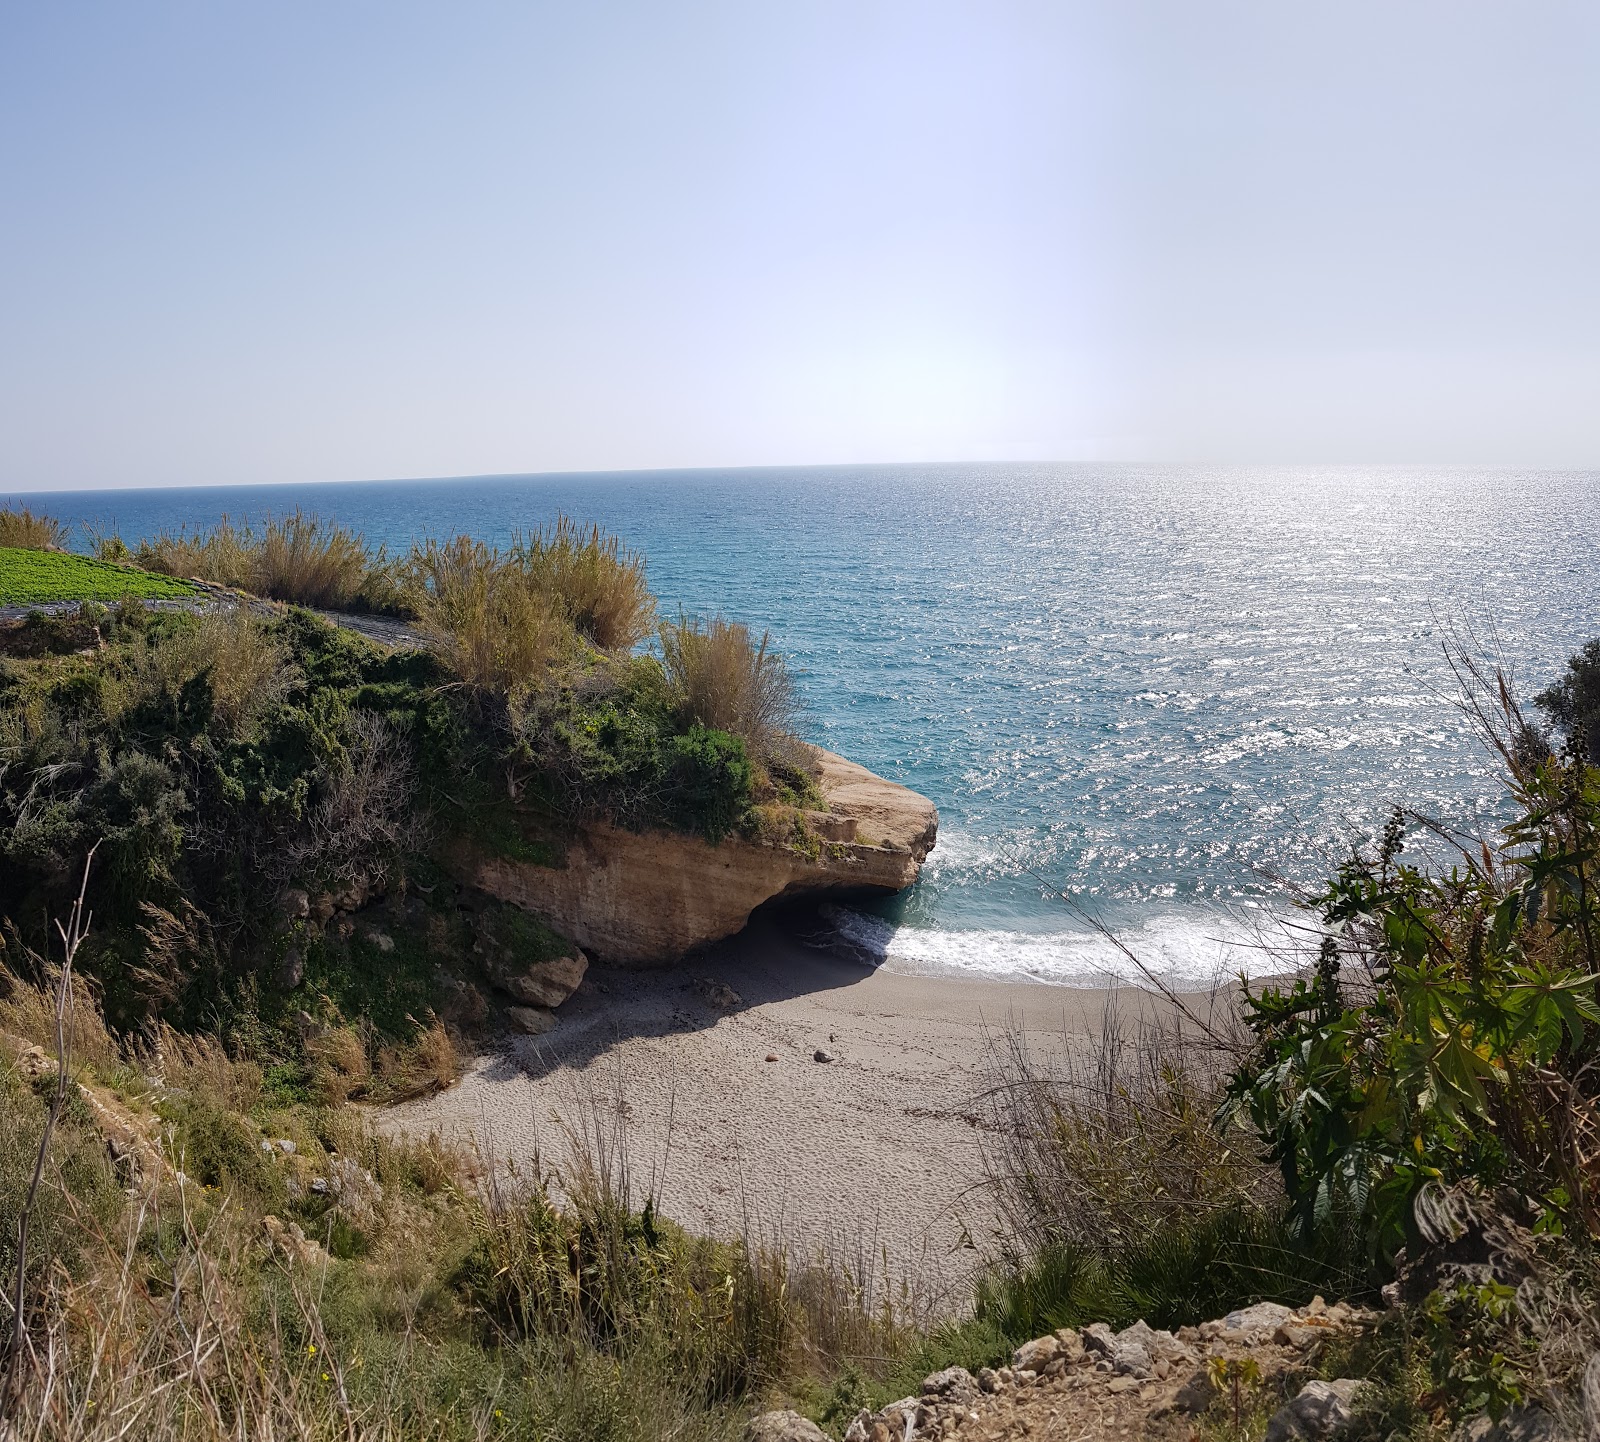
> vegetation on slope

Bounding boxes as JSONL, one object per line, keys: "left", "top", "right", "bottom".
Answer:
{"left": 0, "top": 546, "right": 197, "bottom": 605}
{"left": 11, "top": 500, "right": 1597, "bottom": 1436}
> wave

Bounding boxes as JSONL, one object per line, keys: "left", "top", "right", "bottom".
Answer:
{"left": 812, "top": 903, "right": 1305, "bottom": 992}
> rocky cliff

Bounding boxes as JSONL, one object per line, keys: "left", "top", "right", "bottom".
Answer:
{"left": 452, "top": 748, "right": 938, "bottom": 965}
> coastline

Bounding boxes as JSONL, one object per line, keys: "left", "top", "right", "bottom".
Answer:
{"left": 385, "top": 911, "right": 1204, "bottom": 1298}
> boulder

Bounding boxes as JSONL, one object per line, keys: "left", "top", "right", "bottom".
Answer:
{"left": 484, "top": 948, "right": 587, "bottom": 1008}
{"left": 1013, "top": 1334, "right": 1062, "bottom": 1371}
{"left": 454, "top": 747, "right": 939, "bottom": 965}
{"left": 743, "top": 1411, "right": 829, "bottom": 1442}
{"left": 507, "top": 1005, "right": 557, "bottom": 1035}
{"left": 1222, "top": 1301, "right": 1296, "bottom": 1342}
{"left": 1264, "top": 1380, "right": 1364, "bottom": 1442}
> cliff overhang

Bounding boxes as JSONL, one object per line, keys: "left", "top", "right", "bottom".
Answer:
{"left": 449, "top": 748, "right": 938, "bottom": 965}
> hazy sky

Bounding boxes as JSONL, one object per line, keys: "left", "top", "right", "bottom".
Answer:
{"left": 3, "top": 2, "right": 1597, "bottom": 489}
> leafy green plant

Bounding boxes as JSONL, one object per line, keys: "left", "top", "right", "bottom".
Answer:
{"left": 1420, "top": 1281, "right": 1530, "bottom": 1419}
{"left": 1225, "top": 658, "right": 1600, "bottom": 1256}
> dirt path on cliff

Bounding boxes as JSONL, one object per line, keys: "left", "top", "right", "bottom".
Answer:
{"left": 384, "top": 914, "right": 1182, "bottom": 1303}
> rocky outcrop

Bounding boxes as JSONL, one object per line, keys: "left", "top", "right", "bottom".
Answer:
{"left": 454, "top": 748, "right": 939, "bottom": 965}
{"left": 837, "top": 1298, "right": 1383, "bottom": 1442}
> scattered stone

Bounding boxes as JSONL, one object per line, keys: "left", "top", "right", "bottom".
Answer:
{"left": 696, "top": 978, "right": 742, "bottom": 1009}
{"left": 766, "top": 1053, "right": 778, "bottom": 1062}
{"left": 1107, "top": 1376, "right": 1140, "bottom": 1395}
{"left": 278, "top": 888, "right": 310, "bottom": 920}
{"left": 278, "top": 946, "right": 304, "bottom": 989}
{"left": 261, "top": 1214, "right": 327, "bottom": 1266}
{"left": 364, "top": 928, "right": 395, "bottom": 953}
{"left": 977, "top": 1368, "right": 1001, "bottom": 1394}
{"left": 813, "top": 1049, "right": 834, "bottom": 1063}
{"left": 276, "top": 1138, "right": 296, "bottom": 1155}
{"left": 743, "top": 1410, "right": 829, "bottom": 1442}
{"left": 507, "top": 1005, "right": 557, "bottom": 1035}
{"left": 1263, "top": 1380, "right": 1364, "bottom": 1442}
{"left": 1275, "top": 1321, "right": 1328, "bottom": 1349}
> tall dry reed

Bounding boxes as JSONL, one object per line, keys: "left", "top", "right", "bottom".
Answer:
{"left": 0, "top": 507, "right": 69, "bottom": 551}
{"left": 659, "top": 614, "right": 799, "bottom": 766}
{"left": 511, "top": 516, "right": 655, "bottom": 653}
{"left": 134, "top": 511, "right": 393, "bottom": 612}
{"left": 404, "top": 536, "right": 570, "bottom": 698}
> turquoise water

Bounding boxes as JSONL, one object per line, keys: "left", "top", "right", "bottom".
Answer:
{"left": 8, "top": 464, "right": 1598, "bottom": 986}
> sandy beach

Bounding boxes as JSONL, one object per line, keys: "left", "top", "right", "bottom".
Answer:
{"left": 386, "top": 910, "right": 1187, "bottom": 1299}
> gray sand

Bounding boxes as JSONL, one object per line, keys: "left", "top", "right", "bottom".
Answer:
{"left": 384, "top": 914, "right": 1170, "bottom": 1298}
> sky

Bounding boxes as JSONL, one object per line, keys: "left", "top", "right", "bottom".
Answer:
{"left": 2, "top": 1, "right": 1597, "bottom": 490}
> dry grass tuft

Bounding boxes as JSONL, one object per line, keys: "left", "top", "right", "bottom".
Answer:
{"left": 373, "top": 1020, "right": 458, "bottom": 1101}
{"left": 307, "top": 1026, "right": 370, "bottom": 1105}
{"left": 659, "top": 614, "right": 799, "bottom": 766}
{"left": 978, "top": 992, "right": 1266, "bottom": 1251}
{"left": 123, "top": 610, "right": 299, "bottom": 736}
{"left": 404, "top": 536, "right": 570, "bottom": 697}
{"left": 134, "top": 511, "right": 393, "bottom": 612}
{"left": 136, "top": 1023, "right": 264, "bottom": 1115}
{"left": 0, "top": 506, "right": 70, "bottom": 551}
{"left": 511, "top": 517, "right": 655, "bottom": 653}
{"left": 0, "top": 960, "right": 121, "bottom": 1079}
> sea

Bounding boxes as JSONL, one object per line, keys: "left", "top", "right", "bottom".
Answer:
{"left": 7, "top": 464, "right": 1598, "bottom": 990}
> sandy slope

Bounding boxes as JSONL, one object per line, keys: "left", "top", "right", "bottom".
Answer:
{"left": 384, "top": 912, "right": 1185, "bottom": 1300}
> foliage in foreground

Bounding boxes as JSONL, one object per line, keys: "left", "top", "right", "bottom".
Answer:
{"left": 1225, "top": 668, "right": 1600, "bottom": 1255}
{"left": 0, "top": 547, "right": 196, "bottom": 605}
{"left": 0, "top": 973, "right": 922, "bottom": 1442}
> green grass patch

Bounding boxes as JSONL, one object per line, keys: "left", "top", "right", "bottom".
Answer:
{"left": 0, "top": 546, "right": 197, "bottom": 605}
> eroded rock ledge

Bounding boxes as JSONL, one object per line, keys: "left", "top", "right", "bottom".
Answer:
{"left": 452, "top": 748, "right": 939, "bottom": 966}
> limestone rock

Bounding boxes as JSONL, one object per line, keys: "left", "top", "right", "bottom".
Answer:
{"left": 921, "top": 1366, "right": 981, "bottom": 1406}
{"left": 1222, "top": 1301, "right": 1296, "bottom": 1342}
{"left": 1263, "top": 1380, "right": 1364, "bottom": 1442}
{"left": 507, "top": 1005, "right": 557, "bottom": 1035}
{"left": 484, "top": 948, "right": 587, "bottom": 1008}
{"left": 1013, "top": 1334, "right": 1062, "bottom": 1371}
{"left": 743, "top": 1410, "right": 829, "bottom": 1442}
{"left": 455, "top": 747, "right": 938, "bottom": 965}
{"left": 262, "top": 1214, "right": 327, "bottom": 1267}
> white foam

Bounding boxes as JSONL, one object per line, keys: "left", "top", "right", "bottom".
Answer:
{"left": 815, "top": 904, "right": 1300, "bottom": 992}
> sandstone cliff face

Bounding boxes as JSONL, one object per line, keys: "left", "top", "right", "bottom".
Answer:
{"left": 455, "top": 749, "right": 938, "bottom": 966}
